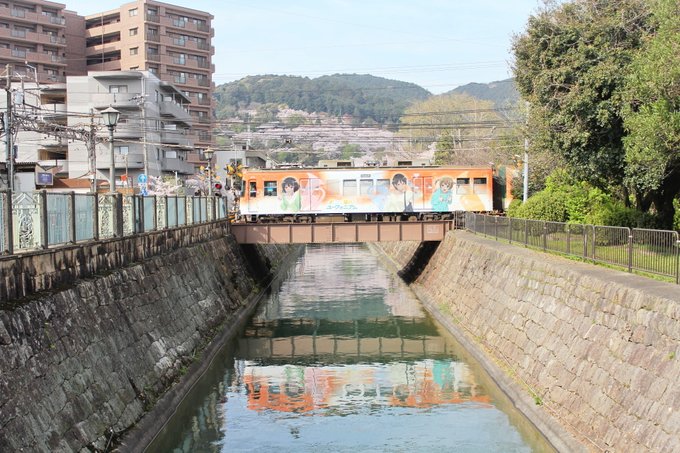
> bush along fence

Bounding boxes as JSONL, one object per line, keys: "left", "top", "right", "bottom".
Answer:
{"left": 465, "top": 213, "right": 680, "bottom": 284}
{"left": 0, "top": 190, "right": 231, "bottom": 255}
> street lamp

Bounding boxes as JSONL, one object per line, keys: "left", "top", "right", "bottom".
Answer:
{"left": 204, "top": 148, "right": 214, "bottom": 196}
{"left": 101, "top": 106, "right": 120, "bottom": 192}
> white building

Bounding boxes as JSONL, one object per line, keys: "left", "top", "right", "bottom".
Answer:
{"left": 66, "top": 70, "right": 194, "bottom": 191}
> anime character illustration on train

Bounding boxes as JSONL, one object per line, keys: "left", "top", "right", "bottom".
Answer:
{"left": 237, "top": 163, "right": 511, "bottom": 222}
{"left": 280, "top": 176, "right": 301, "bottom": 212}
{"left": 430, "top": 176, "right": 454, "bottom": 212}
{"left": 385, "top": 173, "right": 415, "bottom": 213}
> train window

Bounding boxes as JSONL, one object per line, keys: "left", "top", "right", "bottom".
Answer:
{"left": 456, "top": 178, "right": 470, "bottom": 194}
{"left": 327, "top": 179, "right": 341, "bottom": 195}
{"left": 473, "top": 177, "right": 488, "bottom": 194}
{"left": 249, "top": 181, "right": 257, "bottom": 197}
{"left": 376, "top": 179, "right": 390, "bottom": 195}
{"left": 360, "top": 179, "right": 374, "bottom": 195}
{"left": 264, "top": 181, "right": 277, "bottom": 197}
{"left": 343, "top": 179, "right": 358, "bottom": 196}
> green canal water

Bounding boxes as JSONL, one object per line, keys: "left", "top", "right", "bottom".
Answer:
{"left": 146, "top": 244, "right": 554, "bottom": 453}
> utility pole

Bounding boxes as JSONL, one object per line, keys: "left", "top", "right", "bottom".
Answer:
{"left": 4, "top": 64, "right": 14, "bottom": 192}
{"left": 88, "top": 109, "right": 97, "bottom": 193}
{"left": 130, "top": 79, "right": 148, "bottom": 193}
{"left": 523, "top": 101, "right": 530, "bottom": 202}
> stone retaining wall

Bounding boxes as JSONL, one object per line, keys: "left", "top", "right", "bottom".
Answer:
{"left": 0, "top": 234, "right": 297, "bottom": 452}
{"left": 377, "top": 232, "right": 680, "bottom": 453}
{"left": 0, "top": 221, "right": 233, "bottom": 302}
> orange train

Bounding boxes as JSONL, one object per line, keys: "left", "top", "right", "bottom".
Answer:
{"left": 238, "top": 164, "right": 514, "bottom": 221}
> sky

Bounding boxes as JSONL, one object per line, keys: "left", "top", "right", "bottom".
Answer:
{"left": 63, "top": 0, "right": 544, "bottom": 94}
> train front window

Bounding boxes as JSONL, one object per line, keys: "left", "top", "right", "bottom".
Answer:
{"left": 456, "top": 178, "right": 470, "bottom": 194}
{"left": 473, "top": 177, "right": 488, "bottom": 194}
{"left": 360, "top": 179, "right": 374, "bottom": 195}
{"left": 343, "top": 179, "right": 357, "bottom": 196}
{"left": 264, "top": 181, "right": 277, "bottom": 197}
{"left": 249, "top": 181, "right": 257, "bottom": 197}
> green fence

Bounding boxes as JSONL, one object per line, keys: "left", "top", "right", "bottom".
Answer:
{"left": 466, "top": 213, "right": 680, "bottom": 283}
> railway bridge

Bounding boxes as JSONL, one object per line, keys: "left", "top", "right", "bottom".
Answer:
{"left": 230, "top": 219, "right": 453, "bottom": 244}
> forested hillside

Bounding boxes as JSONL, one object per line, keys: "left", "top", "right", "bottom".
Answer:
{"left": 213, "top": 74, "right": 431, "bottom": 124}
{"left": 448, "top": 78, "right": 519, "bottom": 107}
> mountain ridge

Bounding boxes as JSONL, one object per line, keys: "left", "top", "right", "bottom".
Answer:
{"left": 214, "top": 74, "right": 519, "bottom": 125}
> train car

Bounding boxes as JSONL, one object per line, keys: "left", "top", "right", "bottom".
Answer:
{"left": 238, "top": 165, "right": 511, "bottom": 222}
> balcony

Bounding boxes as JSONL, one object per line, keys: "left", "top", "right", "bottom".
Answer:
{"left": 0, "top": 28, "right": 65, "bottom": 47}
{"left": 161, "top": 127, "right": 192, "bottom": 147}
{"left": 84, "top": 19, "right": 121, "bottom": 36}
{"left": 0, "top": 6, "right": 66, "bottom": 28}
{"left": 37, "top": 158, "right": 68, "bottom": 173}
{"left": 95, "top": 150, "right": 142, "bottom": 170}
{"left": 157, "top": 15, "right": 212, "bottom": 36}
{"left": 147, "top": 34, "right": 160, "bottom": 43}
{"left": 86, "top": 42, "right": 121, "bottom": 56}
{"left": 91, "top": 92, "right": 146, "bottom": 110}
{"left": 161, "top": 157, "right": 194, "bottom": 174}
{"left": 160, "top": 100, "right": 191, "bottom": 123}
{"left": 86, "top": 61, "right": 121, "bottom": 71}
{"left": 41, "top": 103, "right": 67, "bottom": 119}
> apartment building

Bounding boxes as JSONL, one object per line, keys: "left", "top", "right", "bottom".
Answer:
{"left": 0, "top": 0, "right": 214, "bottom": 185}
{"left": 67, "top": 70, "right": 194, "bottom": 190}
{"left": 0, "top": 0, "right": 85, "bottom": 82}
{"left": 82, "top": 0, "right": 214, "bottom": 153}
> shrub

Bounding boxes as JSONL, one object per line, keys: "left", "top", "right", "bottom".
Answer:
{"left": 508, "top": 168, "right": 657, "bottom": 228}
{"left": 508, "top": 190, "right": 569, "bottom": 222}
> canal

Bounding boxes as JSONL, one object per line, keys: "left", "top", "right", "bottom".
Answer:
{"left": 147, "top": 243, "right": 554, "bottom": 452}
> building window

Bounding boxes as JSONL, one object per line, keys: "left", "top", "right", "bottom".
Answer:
{"left": 129, "top": 28, "right": 138, "bottom": 36}
{"left": 115, "top": 146, "right": 129, "bottom": 154}
{"left": 130, "top": 47, "right": 138, "bottom": 55}
{"left": 129, "top": 8, "right": 138, "bottom": 16}
{"left": 109, "top": 85, "right": 128, "bottom": 93}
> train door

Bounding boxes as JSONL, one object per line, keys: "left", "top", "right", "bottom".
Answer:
{"left": 247, "top": 178, "right": 258, "bottom": 212}
{"left": 412, "top": 176, "right": 433, "bottom": 210}
{"left": 299, "top": 177, "right": 323, "bottom": 212}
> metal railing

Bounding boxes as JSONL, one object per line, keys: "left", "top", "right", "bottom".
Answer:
{"left": 0, "top": 190, "right": 231, "bottom": 256}
{"left": 465, "top": 213, "right": 680, "bottom": 283}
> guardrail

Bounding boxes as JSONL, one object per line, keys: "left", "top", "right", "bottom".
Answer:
{"left": 0, "top": 190, "right": 230, "bottom": 255}
{"left": 465, "top": 213, "right": 680, "bottom": 283}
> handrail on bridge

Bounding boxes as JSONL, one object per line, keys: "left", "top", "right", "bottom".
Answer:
{"left": 0, "top": 189, "right": 232, "bottom": 256}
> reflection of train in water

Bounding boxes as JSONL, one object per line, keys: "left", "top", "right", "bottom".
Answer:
{"left": 242, "top": 360, "right": 492, "bottom": 414}
{"left": 238, "top": 162, "right": 514, "bottom": 222}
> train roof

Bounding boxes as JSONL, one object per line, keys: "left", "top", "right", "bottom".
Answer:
{"left": 245, "top": 164, "right": 495, "bottom": 171}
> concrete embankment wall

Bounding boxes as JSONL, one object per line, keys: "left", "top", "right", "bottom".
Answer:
{"left": 0, "top": 232, "right": 298, "bottom": 452}
{"left": 376, "top": 232, "right": 680, "bottom": 453}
